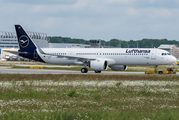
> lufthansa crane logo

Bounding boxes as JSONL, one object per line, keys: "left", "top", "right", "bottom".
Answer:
{"left": 19, "top": 35, "right": 29, "bottom": 48}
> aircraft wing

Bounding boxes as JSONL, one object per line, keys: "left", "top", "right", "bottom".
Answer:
{"left": 37, "top": 46, "right": 96, "bottom": 61}
{"left": 42, "top": 52, "right": 116, "bottom": 65}
{"left": 39, "top": 47, "right": 116, "bottom": 64}
{"left": 42, "top": 52, "right": 96, "bottom": 61}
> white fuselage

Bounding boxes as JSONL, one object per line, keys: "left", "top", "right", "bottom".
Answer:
{"left": 38, "top": 48, "right": 176, "bottom": 66}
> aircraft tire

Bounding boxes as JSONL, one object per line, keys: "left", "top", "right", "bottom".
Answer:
{"left": 81, "top": 68, "right": 88, "bottom": 73}
{"left": 95, "top": 70, "right": 101, "bottom": 73}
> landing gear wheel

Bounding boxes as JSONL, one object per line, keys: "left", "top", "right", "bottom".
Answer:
{"left": 81, "top": 68, "right": 88, "bottom": 73}
{"left": 95, "top": 70, "right": 101, "bottom": 73}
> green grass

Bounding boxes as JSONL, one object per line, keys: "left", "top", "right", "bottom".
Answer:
{"left": 0, "top": 74, "right": 179, "bottom": 119}
{"left": 1, "top": 110, "right": 179, "bottom": 120}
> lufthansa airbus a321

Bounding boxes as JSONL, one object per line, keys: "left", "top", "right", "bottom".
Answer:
{"left": 5, "top": 25, "right": 177, "bottom": 73}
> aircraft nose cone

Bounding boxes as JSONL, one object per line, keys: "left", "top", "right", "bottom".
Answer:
{"left": 172, "top": 56, "right": 177, "bottom": 63}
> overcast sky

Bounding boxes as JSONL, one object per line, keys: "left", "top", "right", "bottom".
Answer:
{"left": 0, "top": 0, "right": 179, "bottom": 41}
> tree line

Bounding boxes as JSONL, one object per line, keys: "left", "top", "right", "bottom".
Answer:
{"left": 49, "top": 36, "right": 179, "bottom": 48}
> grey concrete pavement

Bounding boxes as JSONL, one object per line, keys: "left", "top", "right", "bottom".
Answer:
{"left": 0, "top": 67, "right": 144, "bottom": 75}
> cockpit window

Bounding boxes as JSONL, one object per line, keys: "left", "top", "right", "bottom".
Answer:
{"left": 161, "top": 53, "right": 171, "bottom": 56}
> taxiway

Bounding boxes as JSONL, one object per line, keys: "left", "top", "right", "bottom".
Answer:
{"left": 0, "top": 67, "right": 144, "bottom": 75}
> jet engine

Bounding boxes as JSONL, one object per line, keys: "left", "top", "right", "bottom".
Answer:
{"left": 90, "top": 59, "right": 108, "bottom": 71}
{"left": 110, "top": 65, "right": 127, "bottom": 71}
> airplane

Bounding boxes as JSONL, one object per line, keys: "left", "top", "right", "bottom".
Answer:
{"left": 4, "top": 25, "right": 177, "bottom": 73}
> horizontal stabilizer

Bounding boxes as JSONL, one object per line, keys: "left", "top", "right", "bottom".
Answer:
{"left": 3, "top": 50, "right": 28, "bottom": 55}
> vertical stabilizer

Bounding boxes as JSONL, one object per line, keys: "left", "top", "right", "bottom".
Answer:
{"left": 15, "top": 25, "right": 45, "bottom": 63}
{"left": 15, "top": 25, "right": 37, "bottom": 50}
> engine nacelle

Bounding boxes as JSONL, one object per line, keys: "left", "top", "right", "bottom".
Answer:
{"left": 90, "top": 59, "right": 108, "bottom": 71}
{"left": 110, "top": 65, "right": 127, "bottom": 71}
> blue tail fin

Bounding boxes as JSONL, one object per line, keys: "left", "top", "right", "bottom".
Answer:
{"left": 15, "top": 25, "right": 37, "bottom": 50}
{"left": 15, "top": 25, "right": 45, "bottom": 63}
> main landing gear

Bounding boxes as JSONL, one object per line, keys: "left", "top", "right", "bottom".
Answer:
{"left": 81, "top": 68, "right": 88, "bottom": 73}
{"left": 81, "top": 68, "right": 102, "bottom": 73}
{"left": 95, "top": 70, "right": 101, "bottom": 73}
{"left": 81, "top": 63, "right": 88, "bottom": 73}
{"left": 81, "top": 63, "right": 102, "bottom": 74}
